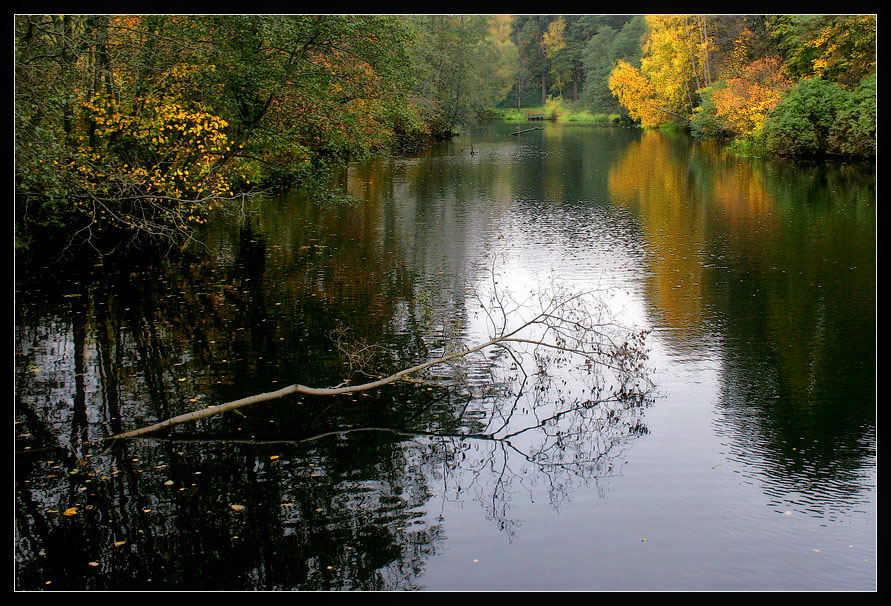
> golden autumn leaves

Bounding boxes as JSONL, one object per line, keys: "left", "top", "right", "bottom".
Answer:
{"left": 607, "top": 15, "right": 876, "bottom": 143}
{"left": 608, "top": 16, "right": 712, "bottom": 128}
{"left": 73, "top": 71, "right": 235, "bottom": 233}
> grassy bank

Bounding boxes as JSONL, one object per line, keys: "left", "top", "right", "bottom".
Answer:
{"left": 490, "top": 105, "right": 622, "bottom": 125}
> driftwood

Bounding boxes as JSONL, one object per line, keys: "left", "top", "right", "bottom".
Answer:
{"left": 509, "top": 127, "right": 544, "bottom": 136}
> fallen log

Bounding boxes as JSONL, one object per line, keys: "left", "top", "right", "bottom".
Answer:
{"left": 509, "top": 127, "right": 544, "bottom": 136}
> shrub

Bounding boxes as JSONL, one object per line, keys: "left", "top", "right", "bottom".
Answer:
{"left": 829, "top": 75, "right": 876, "bottom": 157}
{"left": 690, "top": 81, "right": 736, "bottom": 139}
{"left": 763, "top": 78, "right": 850, "bottom": 156}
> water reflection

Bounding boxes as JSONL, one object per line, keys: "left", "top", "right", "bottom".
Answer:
{"left": 16, "top": 170, "right": 653, "bottom": 588}
{"left": 608, "top": 132, "right": 876, "bottom": 518}
{"left": 16, "top": 123, "right": 875, "bottom": 589}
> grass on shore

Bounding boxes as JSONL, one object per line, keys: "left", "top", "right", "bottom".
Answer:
{"left": 490, "top": 105, "right": 622, "bottom": 124}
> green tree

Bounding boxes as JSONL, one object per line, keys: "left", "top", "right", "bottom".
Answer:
{"left": 828, "top": 75, "right": 876, "bottom": 157}
{"left": 15, "top": 15, "right": 420, "bottom": 250}
{"left": 513, "top": 15, "right": 556, "bottom": 105}
{"left": 763, "top": 77, "right": 850, "bottom": 156}
{"left": 580, "top": 16, "right": 647, "bottom": 113}
{"left": 407, "top": 15, "right": 516, "bottom": 134}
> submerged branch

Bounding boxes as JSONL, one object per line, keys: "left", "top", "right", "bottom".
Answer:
{"left": 110, "top": 333, "right": 510, "bottom": 439}
{"left": 509, "top": 127, "right": 544, "bottom": 136}
{"left": 109, "top": 269, "right": 652, "bottom": 441}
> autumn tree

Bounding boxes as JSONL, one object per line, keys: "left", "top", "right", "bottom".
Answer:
{"left": 607, "top": 15, "right": 714, "bottom": 126}
{"left": 608, "top": 60, "right": 672, "bottom": 127}
{"left": 15, "top": 15, "right": 420, "bottom": 251}
{"left": 766, "top": 15, "right": 876, "bottom": 88}
{"left": 15, "top": 16, "right": 236, "bottom": 248}
{"left": 709, "top": 56, "right": 790, "bottom": 138}
{"left": 804, "top": 15, "right": 876, "bottom": 89}
{"left": 639, "top": 15, "right": 713, "bottom": 117}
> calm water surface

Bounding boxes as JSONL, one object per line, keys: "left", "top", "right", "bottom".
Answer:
{"left": 15, "top": 123, "right": 876, "bottom": 590}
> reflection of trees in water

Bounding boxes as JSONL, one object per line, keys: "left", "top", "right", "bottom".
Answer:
{"left": 419, "top": 382, "right": 651, "bottom": 538}
{"left": 15, "top": 229, "right": 446, "bottom": 589}
{"left": 16, "top": 132, "right": 660, "bottom": 588}
{"left": 16, "top": 230, "right": 653, "bottom": 589}
{"left": 708, "top": 159, "right": 875, "bottom": 520}
{"left": 608, "top": 133, "right": 875, "bottom": 518}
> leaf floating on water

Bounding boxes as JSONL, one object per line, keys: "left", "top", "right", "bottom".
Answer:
{"left": 230, "top": 504, "right": 245, "bottom": 512}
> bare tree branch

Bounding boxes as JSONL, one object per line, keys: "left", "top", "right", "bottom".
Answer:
{"left": 108, "top": 264, "right": 653, "bottom": 440}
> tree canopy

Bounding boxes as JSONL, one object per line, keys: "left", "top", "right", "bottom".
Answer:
{"left": 15, "top": 14, "right": 877, "bottom": 253}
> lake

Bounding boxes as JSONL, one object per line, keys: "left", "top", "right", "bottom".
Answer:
{"left": 15, "top": 122, "right": 876, "bottom": 591}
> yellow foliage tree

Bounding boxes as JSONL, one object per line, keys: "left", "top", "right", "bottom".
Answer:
{"left": 609, "top": 15, "right": 714, "bottom": 127}
{"left": 608, "top": 60, "right": 687, "bottom": 128}
{"left": 542, "top": 17, "right": 567, "bottom": 59}
{"left": 807, "top": 15, "right": 876, "bottom": 88}
{"left": 69, "top": 61, "right": 236, "bottom": 238}
{"left": 641, "top": 15, "right": 712, "bottom": 116}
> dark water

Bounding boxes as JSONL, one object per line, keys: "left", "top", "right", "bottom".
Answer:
{"left": 15, "top": 123, "right": 876, "bottom": 590}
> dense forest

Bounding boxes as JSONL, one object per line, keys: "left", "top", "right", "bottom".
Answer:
{"left": 15, "top": 15, "right": 876, "bottom": 252}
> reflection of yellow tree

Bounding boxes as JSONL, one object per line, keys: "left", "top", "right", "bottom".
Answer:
{"left": 610, "top": 134, "right": 781, "bottom": 338}
{"left": 608, "top": 131, "right": 705, "bottom": 335}
{"left": 691, "top": 141, "right": 776, "bottom": 226}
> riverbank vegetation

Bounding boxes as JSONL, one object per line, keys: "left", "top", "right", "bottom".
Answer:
{"left": 15, "top": 14, "right": 876, "bottom": 254}
{"left": 14, "top": 15, "right": 514, "bottom": 252}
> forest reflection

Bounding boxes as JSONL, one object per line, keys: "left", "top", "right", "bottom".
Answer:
{"left": 608, "top": 131, "right": 876, "bottom": 516}
{"left": 16, "top": 190, "right": 652, "bottom": 590}
{"left": 16, "top": 125, "right": 874, "bottom": 589}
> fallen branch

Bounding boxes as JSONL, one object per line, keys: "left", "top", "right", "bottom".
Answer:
{"left": 109, "top": 260, "right": 652, "bottom": 440}
{"left": 509, "top": 127, "right": 544, "bottom": 136}
{"left": 110, "top": 333, "right": 509, "bottom": 439}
